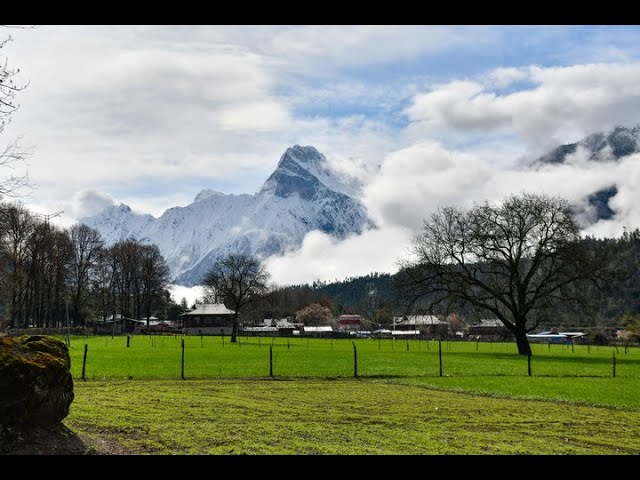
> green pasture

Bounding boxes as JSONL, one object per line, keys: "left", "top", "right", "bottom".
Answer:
{"left": 67, "top": 378, "right": 640, "bottom": 455}
{"left": 62, "top": 334, "right": 640, "bottom": 409}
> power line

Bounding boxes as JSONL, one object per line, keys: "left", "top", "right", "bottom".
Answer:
{"left": 34, "top": 210, "right": 63, "bottom": 225}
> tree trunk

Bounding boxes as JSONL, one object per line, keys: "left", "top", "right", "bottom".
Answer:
{"left": 514, "top": 327, "right": 532, "bottom": 356}
{"left": 231, "top": 313, "right": 238, "bottom": 343}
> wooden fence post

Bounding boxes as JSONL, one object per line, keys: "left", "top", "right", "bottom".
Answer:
{"left": 439, "top": 340, "right": 443, "bottom": 377}
{"left": 126, "top": 335, "right": 130, "bottom": 348}
{"left": 181, "top": 338, "right": 185, "bottom": 380}
{"left": 613, "top": 352, "right": 616, "bottom": 378}
{"left": 81, "top": 344, "right": 88, "bottom": 380}
{"left": 270, "top": 345, "right": 273, "bottom": 378}
{"left": 352, "top": 341, "right": 358, "bottom": 378}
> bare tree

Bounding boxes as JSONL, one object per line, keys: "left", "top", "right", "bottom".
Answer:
{"left": 0, "top": 202, "right": 34, "bottom": 327}
{"left": 0, "top": 30, "right": 31, "bottom": 199}
{"left": 69, "top": 224, "right": 104, "bottom": 326}
{"left": 139, "top": 243, "right": 170, "bottom": 324}
{"left": 93, "top": 245, "right": 119, "bottom": 322}
{"left": 398, "top": 193, "right": 608, "bottom": 355}
{"left": 202, "top": 254, "right": 270, "bottom": 342}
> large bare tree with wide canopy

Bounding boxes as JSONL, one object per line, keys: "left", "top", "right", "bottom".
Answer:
{"left": 398, "top": 193, "right": 608, "bottom": 355}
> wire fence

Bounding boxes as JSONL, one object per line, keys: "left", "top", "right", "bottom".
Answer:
{"left": 66, "top": 334, "right": 640, "bottom": 381}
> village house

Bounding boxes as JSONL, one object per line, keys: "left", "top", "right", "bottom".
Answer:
{"left": 93, "top": 314, "right": 145, "bottom": 335}
{"left": 302, "top": 325, "right": 333, "bottom": 337}
{"left": 466, "top": 319, "right": 512, "bottom": 340}
{"left": 180, "top": 303, "right": 236, "bottom": 335}
{"left": 337, "top": 314, "right": 365, "bottom": 332}
{"left": 392, "top": 315, "right": 448, "bottom": 337}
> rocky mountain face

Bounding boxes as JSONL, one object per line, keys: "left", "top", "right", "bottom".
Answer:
{"left": 534, "top": 125, "right": 640, "bottom": 222}
{"left": 82, "top": 145, "right": 373, "bottom": 286}
{"left": 534, "top": 125, "right": 640, "bottom": 165}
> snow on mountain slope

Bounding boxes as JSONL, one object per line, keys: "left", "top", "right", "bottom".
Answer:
{"left": 81, "top": 145, "right": 374, "bottom": 286}
{"left": 533, "top": 124, "right": 640, "bottom": 223}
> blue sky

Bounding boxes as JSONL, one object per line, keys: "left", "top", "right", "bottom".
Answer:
{"left": 4, "top": 25, "right": 640, "bottom": 290}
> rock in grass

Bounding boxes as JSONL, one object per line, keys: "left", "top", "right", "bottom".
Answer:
{"left": 0, "top": 335, "right": 74, "bottom": 426}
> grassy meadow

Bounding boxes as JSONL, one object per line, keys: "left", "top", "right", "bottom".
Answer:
{"left": 56, "top": 334, "right": 640, "bottom": 454}
{"left": 62, "top": 334, "right": 640, "bottom": 409}
{"left": 67, "top": 378, "right": 640, "bottom": 455}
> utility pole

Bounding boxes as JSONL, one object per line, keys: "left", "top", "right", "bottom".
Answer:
{"left": 34, "top": 210, "right": 64, "bottom": 225}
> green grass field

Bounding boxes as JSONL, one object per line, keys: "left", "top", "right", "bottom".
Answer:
{"left": 67, "top": 378, "right": 640, "bottom": 454}
{"left": 63, "top": 334, "right": 640, "bottom": 409}
{"left": 56, "top": 335, "right": 640, "bottom": 454}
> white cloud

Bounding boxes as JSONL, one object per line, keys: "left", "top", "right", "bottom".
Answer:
{"left": 71, "top": 189, "right": 115, "bottom": 218}
{"left": 363, "top": 140, "right": 638, "bottom": 239}
{"left": 583, "top": 154, "right": 640, "bottom": 238}
{"left": 219, "top": 25, "right": 495, "bottom": 75}
{"left": 168, "top": 284, "right": 204, "bottom": 307}
{"left": 406, "top": 63, "right": 640, "bottom": 151}
{"left": 484, "top": 67, "right": 529, "bottom": 88}
{"left": 215, "top": 100, "right": 291, "bottom": 132}
{"left": 265, "top": 226, "right": 413, "bottom": 286}
{"left": 363, "top": 141, "right": 491, "bottom": 231}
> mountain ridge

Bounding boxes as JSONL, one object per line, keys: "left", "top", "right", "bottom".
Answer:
{"left": 534, "top": 124, "right": 640, "bottom": 224}
{"left": 82, "top": 145, "right": 373, "bottom": 286}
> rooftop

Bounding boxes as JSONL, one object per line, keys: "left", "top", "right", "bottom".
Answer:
{"left": 182, "top": 303, "right": 236, "bottom": 316}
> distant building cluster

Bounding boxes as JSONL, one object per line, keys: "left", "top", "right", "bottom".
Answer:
{"left": 82, "top": 303, "right": 629, "bottom": 345}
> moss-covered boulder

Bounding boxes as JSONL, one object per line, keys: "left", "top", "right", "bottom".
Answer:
{"left": 0, "top": 335, "right": 74, "bottom": 425}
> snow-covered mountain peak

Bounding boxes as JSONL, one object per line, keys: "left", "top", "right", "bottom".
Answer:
{"left": 535, "top": 124, "right": 640, "bottom": 165}
{"left": 260, "top": 144, "right": 361, "bottom": 199}
{"left": 116, "top": 203, "right": 132, "bottom": 212}
{"left": 194, "top": 189, "right": 225, "bottom": 203}
{"left": 82, "top": 145, "right": 373, "bottom": 286}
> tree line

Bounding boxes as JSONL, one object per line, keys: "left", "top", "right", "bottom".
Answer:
{"left": 269, "top": 230, "right": 640, "bottom": 333}
{"left": 0, "top": 202, "right": 173, "bottom": 329}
